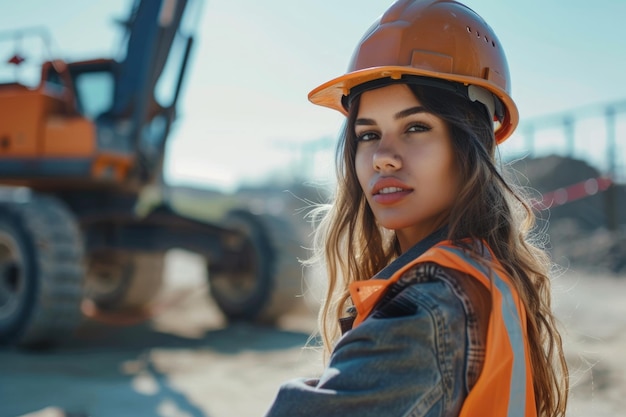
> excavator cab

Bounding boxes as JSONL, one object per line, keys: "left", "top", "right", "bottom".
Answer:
{"left": 0, "top": 0, "right": 305, "bottom": 348}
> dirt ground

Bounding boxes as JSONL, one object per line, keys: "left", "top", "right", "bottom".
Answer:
{"left": 1, "top": 250, "right": 625, "bottom": 417}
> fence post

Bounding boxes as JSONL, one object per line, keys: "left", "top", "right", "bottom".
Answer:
{"left": 605, "top": 107, "right": 618, "bottom": 231}
{"left": 563, "top": 116, "right": 575, "bottom": 157}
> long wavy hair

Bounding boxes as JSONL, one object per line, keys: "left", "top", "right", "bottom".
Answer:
{"left": 306, "top": 83, "right": 568, "bottom": 417}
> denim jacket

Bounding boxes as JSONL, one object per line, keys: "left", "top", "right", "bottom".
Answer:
{"left": 264, "top": 232, "right": 488, "bottom": 417}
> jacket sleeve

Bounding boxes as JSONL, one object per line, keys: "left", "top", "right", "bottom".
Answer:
{"left": 263, "top": 279, "right": 469, "bottom": 417}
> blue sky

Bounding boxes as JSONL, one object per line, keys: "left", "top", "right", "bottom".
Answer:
{"left": 2, "top": 0, "right": 625, "bottom": 190}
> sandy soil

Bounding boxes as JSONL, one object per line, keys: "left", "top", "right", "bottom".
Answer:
{"left": 1, "top": 250, "right": 624, "bottom": 417}
{"left": 552, "top": 266, "right": 626, "bottom": 416}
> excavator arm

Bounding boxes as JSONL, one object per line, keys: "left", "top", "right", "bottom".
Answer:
{"left": 74, "top": 0, "right": 195, "bottom": 184}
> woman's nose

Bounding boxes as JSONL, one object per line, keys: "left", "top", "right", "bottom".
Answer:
{"left": 373, "top": 136, "right": 402, "bottom": 172}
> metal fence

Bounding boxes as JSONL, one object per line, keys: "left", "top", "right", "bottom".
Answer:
{"left": 501, "top": 99, "right": 626, "bottom": 183}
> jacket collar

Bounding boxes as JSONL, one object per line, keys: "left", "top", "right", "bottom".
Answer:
{"left": 374, "top": 226, "right": 448, "bottom": 279}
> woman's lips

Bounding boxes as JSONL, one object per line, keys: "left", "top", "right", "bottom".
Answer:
{"left": 371, "top": 178, "right": 413, "bottom": 205}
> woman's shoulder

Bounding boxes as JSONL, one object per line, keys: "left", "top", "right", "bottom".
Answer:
{"left": 391, "top": 261, "right": 492, "bottom": 326}
{"left": 373, "top": 261, "right": 491, "bottom": 350}
{"left": 399, "top": 256, "right": 491, "bottom": 308}
{"left": 372, "top": 262, "right": 469, "bottom": 320}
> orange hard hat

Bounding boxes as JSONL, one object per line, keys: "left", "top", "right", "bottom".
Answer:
{"left": 308, "top": 0, "right": 518, "bottom": 143}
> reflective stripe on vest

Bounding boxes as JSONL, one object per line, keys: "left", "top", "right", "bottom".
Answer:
{"left": 349, "top": 241, "right": 536, "bottom": 417}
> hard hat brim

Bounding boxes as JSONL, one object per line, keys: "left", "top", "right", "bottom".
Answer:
{"left": 308, "top": 66, "right": 519, "bottom": 144}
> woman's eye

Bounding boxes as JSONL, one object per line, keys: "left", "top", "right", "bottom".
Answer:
{"left": 356, "top": 131, "right": 379, "bottom": 142}
{"left": 407, "top": 123, "right": 430, "bottom": 133}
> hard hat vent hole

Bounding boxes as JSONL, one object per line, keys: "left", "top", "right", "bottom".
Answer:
{"left": 467, "top": 25, "right": 496, "bottom": 48}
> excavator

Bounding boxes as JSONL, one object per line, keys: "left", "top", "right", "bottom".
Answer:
{"left": 0, "top": 0, "right": 305, "bottom": 347}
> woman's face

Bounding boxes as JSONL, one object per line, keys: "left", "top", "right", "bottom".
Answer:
{"left": 354, "top": 83, "right": 460, "bottom": 251}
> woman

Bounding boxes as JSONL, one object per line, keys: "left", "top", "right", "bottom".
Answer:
{"left": 265, "top": 1, "right": 568, "bottom": 416}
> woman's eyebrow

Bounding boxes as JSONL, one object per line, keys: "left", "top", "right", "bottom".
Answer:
{"left": 355, "top": 118, "right": 375, "bottom": 126}
{"left": 355, "top": 106, "right": 428, "bottom": 126}
{"left": 395, "top": 106, "right": 427, "bottom": 120}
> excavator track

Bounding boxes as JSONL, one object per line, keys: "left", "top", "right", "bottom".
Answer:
{"left": 208, "top": 209, "right": 306, "bottom": 324}
{"left": 0, "top": 190, "right": 84, "bottom": 348}
{"left": 85, "top": 250, "right": 165, "bottom": 311}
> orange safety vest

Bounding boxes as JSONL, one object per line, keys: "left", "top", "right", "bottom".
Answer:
{"left": 349, "top": 241, "right": 537, "bottom": 417}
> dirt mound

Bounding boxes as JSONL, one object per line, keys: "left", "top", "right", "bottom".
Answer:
{"left": 506, "top": 155, "right": 626, "bottom": 273}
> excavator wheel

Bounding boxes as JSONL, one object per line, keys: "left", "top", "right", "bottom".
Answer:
{"left": 0, "top": 191, "right": 84, "bottom": 348}
{"left": 84, "top": 251, "right": 165, "bottom": 311}
{"left": 208, "top": 209, "right": 306, "bottom": 324}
